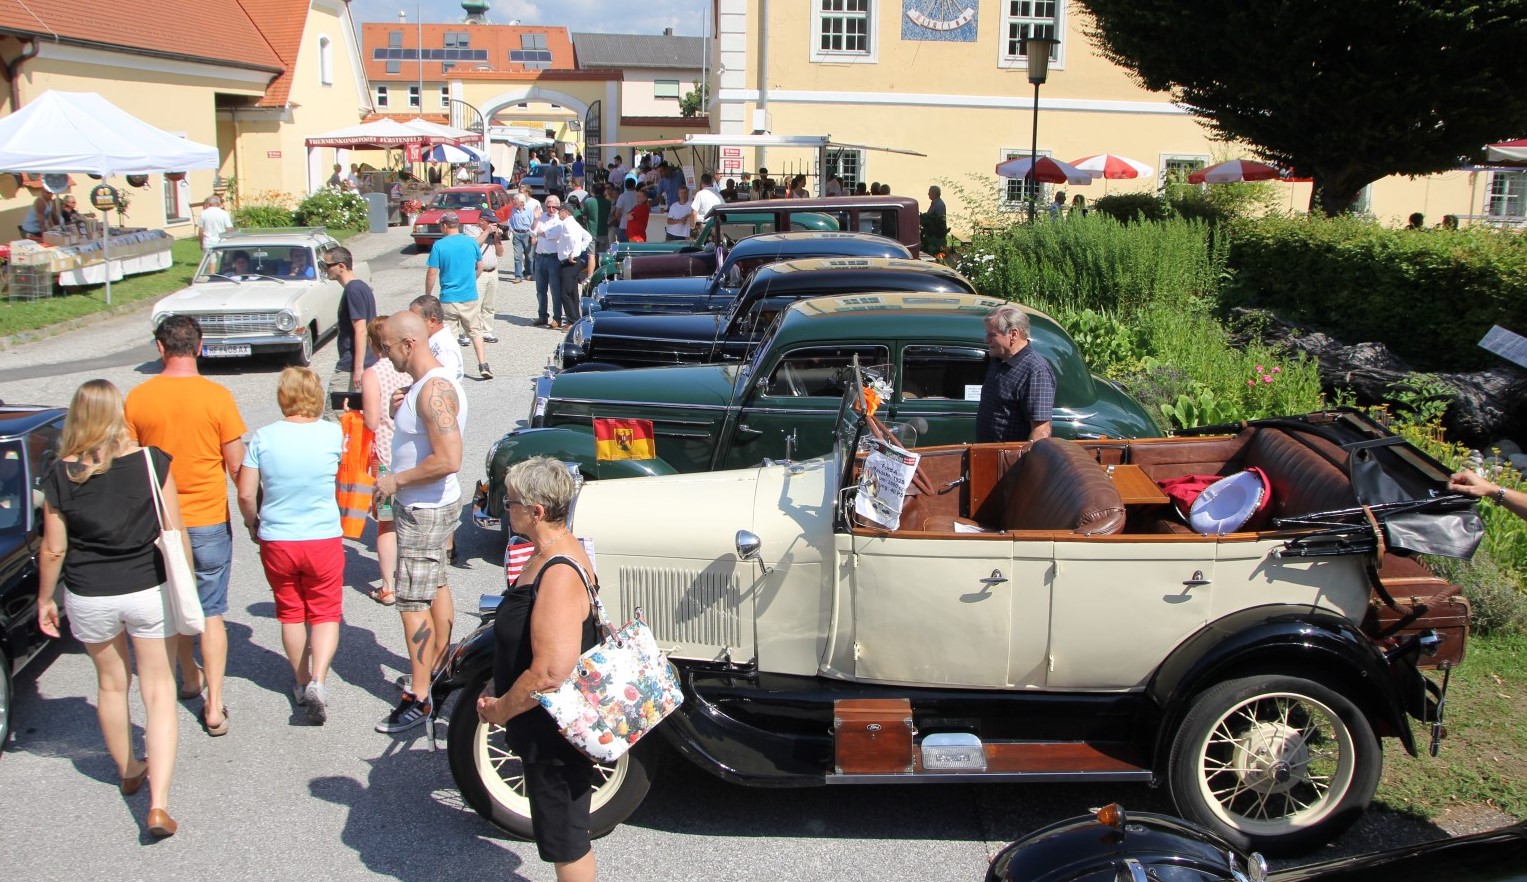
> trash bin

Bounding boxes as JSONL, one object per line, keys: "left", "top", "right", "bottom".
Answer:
{"left": 365, "top": 192, "right": 388, "bottom": 234}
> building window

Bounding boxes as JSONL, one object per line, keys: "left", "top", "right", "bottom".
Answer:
{"left": 654, "top": 79, "right": 680, "bottom": 100}
{"left": 163, "top": 176, "right": 190, "bottom": 224}
{"left": 388, "top": 30, "right": 402, "bottom": 48}
{"left": 510, "top": 45, "right": 553, "bottom": 69}
{"left": 444, "top": 31, "right": 470, "bottom": 49}
{"left": 386, "top": 60, "right": 400, "bottom": 75}
{"left": 824, "top": 148, "right": 863, "bottom": 193}
{"left": 440, "top": 85, "right": 450, "bottom": 108}
{"left": 813, "top": 0, "right": 875, "bottom": 62}
{"left": 318, "top": 35, "right": 333, "bottom": 85}
{"left": 999, "top": 147, "right": 1050, "bottom": 209}
{"left": 441, "top": 62, "right": 455, "bottom": 74}
{"left": 408, "top": 85, "right": 420, "bottom": 108}
{"left": 1160, "top": 154, "right": 1208, "bottom": 188}
{"left": 1488, "top": 172, "right": 1527, "bottom": 218}
{"left": 376, "top": 85, "right": 389, "bottom": 107}
{"left": 521, "top": 32, "right": 548, "bottom": 50}
{"left": 997, "top": 1, "right": 1064, "bottom": 71}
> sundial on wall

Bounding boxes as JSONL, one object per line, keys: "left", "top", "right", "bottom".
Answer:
{"left": 902, "top": 0, "right": 978, "bottom": 41}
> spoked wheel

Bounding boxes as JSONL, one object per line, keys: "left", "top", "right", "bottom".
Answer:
{"left": 446, "top": 671, "right": 653, "bottom": 840}
{"left": 1169, "top": 675, "right": 1380, "bottom": 857}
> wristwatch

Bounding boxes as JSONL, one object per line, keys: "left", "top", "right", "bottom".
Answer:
{"left": 1494, "top": 486, "right": 1508, "bottom": 503}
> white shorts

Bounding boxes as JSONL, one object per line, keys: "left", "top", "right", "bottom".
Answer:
{"left": 66, "top": 585, "right": 170, "bottom": 643}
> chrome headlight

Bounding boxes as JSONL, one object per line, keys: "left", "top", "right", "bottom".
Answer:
{"left": 570, "top": 316, "right": 591, "bottom": 348}
{"left": 620, "top": 255, "right": 633, "bottom": 279}
{"left": 276, "top": 310, "right": 299, "bottom": 332}
{"left": 151, "top": 311, "right": 171, "bottom": 329}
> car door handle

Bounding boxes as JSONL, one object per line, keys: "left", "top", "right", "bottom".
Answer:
{"left": 736, "top": 423, "right": 762, "bottom": 437}
{"left": 980, "top": 569, "right": 1008, "bottom": 587}
{"left": 1183, "top": 570, "right": 1212, "bottom": 588}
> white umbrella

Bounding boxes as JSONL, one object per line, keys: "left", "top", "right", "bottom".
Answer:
{"left": 401, "top": 118, "right": 476, "bottom": 144}
{"left": 993, "top": 155, "right": 1093, "bottom": 185}
{"left": 1069, "top": 153, "right": 1154, "bottom": 180}
{"left": 425, "top": 143, "right": 488, "bottom": 163}
{"left": 1485, "top": 139, "right": 1527, "bottom": 164}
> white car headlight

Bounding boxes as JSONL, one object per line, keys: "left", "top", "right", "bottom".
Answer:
{"left": 151, "top": 311, "right": 171, "bottom": 329}
{"left": 276, "top": 310, "right": 299, "bottom": 332}
{"left": 571, "top": 318, "right": 590, "bottom": 348}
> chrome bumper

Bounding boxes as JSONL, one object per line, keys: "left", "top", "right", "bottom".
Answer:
{"left": 203, "top": 332, "right": 306, "bottom": 349}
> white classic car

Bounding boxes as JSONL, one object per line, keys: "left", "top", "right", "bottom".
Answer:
{"left": 438, "top": 372, "right": 1479, "bottom": 857}
{"left": 150, "top": 228, "right": 367, "bottom": 365}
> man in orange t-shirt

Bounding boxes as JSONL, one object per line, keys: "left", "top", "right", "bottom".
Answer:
{"left": 125, "top": 316, "right": 247, "bottom": 736}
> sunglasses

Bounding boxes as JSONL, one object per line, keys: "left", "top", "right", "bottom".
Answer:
{"left": 502, "top": 496, "right": 532, "bottom": 510}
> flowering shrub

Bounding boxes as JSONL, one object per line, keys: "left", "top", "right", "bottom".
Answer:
{"left": 294, "top": 188, "right": 369, "bottom": 231}
{"left": 233, "top": 189, "right": 297, "bottom": 228}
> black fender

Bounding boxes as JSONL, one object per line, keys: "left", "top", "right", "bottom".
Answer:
{"left": 1145, "top": 605, "right": 1418, "bottom": 772}
{"left": 432, "top": 619, "right": 496, "bottom": 705}
{"left": 657, "top": 665, "right": 829, "bottom": 788}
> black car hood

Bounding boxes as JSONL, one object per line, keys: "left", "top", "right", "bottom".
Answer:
{"left": 589, "top": 311, "right": 725, "bottom": 343}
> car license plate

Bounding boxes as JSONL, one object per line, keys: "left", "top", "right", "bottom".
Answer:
{"left": 202, "top": 343, "right": 251, "bottom": 358}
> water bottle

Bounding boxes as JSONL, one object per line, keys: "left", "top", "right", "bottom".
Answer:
{"left": 376, "top": 464, "right": 394, "bottom": 518}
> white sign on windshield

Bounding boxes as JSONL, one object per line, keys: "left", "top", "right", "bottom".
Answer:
{"left": 854, "top": 438, "right": 921, "bottom": 529}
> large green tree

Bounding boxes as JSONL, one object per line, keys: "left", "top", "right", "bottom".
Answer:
{"left": 1075, "top": 0, "right": 1527, "bottom": 215}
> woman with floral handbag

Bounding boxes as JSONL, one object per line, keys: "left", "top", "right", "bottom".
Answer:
{"left": 36, "top": 379, "right": 188, "bottom": 838}
{"left": 476, "top": 456, "right": 601, "bottom": 882}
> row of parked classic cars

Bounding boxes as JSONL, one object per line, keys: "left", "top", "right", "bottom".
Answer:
{"left": 437, "top": 197, "right": 1492, "bottom": 861}
{"left": 15, "top": 195, "right": 1508, "bottom": 873}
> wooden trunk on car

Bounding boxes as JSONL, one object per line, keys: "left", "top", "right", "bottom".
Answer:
{"left": 1364, "top": 555, "right": 1471, "bottom": 667}
{"left": 834, "top": 698, "right": 915, "bottom": 774}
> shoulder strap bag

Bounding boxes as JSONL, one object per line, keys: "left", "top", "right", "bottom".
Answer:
{"left": 144, "top": 450, "right": 205, "bottom": 636}
{"left": 531, "top": 556, "right": 684, "bottom": 763}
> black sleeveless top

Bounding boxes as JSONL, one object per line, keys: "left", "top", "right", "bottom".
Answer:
{"left": 492, "top": 555, "right": 599, "bottom": 765}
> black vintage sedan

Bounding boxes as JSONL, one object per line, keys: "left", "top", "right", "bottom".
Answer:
{"left": 560, "top": 258, "right": 978, "bottom": 370}
{"left": 986, "top": 805, "right": 1527, "bottom": 881}
{"left": 587, "top": 231, "right": 914, "bottom": 315}
{"left": 0, "top": 404, "right": 65, "bottom": 756}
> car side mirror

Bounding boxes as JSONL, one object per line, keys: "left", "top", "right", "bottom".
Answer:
{"left": 735, "top": 530, "right": 769, "bottom": 574}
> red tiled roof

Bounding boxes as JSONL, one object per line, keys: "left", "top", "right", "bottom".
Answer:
{"left": 234, "top": 0, "right": 311, "bottom": 107}
{"left": 0, "top": 0, "right": 283, "bottom": 73}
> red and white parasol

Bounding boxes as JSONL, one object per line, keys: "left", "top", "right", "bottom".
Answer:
{"left": 994, "top": 155, "right": 1093, "bottom": 185}
{"left": 1188, "top": 160, "right": 1283, "bottom": 184}
{"left": 1486, "top": 139, "right": 1527, "bottom": 164}
{"left": 1069, "top": 153, "right": 1154, "bottom": 180}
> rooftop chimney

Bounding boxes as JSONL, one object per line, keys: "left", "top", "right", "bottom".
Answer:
{"left": 664, "top": 27, "right": 673, "bottom": 36}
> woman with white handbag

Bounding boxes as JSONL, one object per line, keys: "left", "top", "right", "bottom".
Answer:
{"left": 36, "top": 379, "right": 192, "bottom": 839}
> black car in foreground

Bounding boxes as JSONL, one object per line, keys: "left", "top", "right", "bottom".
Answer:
{"left": 0, "top": 404, "right": 65, "bottom": 756}
{"left": 987, "top": 804, "right": 1527, "bottom": 882}
{"left": 560, "top": 257, "right": 978, "bottom": 370}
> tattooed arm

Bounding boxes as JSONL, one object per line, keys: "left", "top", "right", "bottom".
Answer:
{"left": 388, "top": 376, "right": 464, "bottom": 491}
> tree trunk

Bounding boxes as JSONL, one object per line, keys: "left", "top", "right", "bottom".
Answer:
{"left": 1309, "top": 180, "right": 1361, "bottom": 217}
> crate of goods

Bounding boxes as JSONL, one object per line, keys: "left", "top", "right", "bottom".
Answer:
{"left": 8, "top": 262, "right": 54, "bottom": 300}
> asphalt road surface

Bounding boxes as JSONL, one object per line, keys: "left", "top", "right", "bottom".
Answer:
{"left": 0, "top": 226, "right": 1479, "bottom": 880}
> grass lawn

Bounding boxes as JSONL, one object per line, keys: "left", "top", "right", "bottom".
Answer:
{"left": 1375, "top": 631, "right": 1527, "bottom": 820}
{"left": 0, "top": 228, "right": 362, "bottom": 340}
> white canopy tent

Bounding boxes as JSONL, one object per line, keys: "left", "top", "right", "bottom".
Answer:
{"left": 0, "top": 90, "right": 219, "bottom": 302}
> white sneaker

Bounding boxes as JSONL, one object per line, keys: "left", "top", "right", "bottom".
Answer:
{"left": 304, "top": 682, "right": 328, "bottom": 725}
{"left": 292, "top": 683, "right": 308, "bottom": 706}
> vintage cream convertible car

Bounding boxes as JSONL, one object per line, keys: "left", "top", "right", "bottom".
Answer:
{"left": 444, "top": 377, "right": 1478, "bottom": 857}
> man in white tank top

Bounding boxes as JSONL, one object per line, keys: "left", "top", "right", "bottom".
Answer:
{"left": 372, "top": 310, "right": 469, "bottom": 733}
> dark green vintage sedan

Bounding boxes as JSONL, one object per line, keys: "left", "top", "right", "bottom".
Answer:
{"left": 472, "top": 292, "right": 1161, "bottom": 532}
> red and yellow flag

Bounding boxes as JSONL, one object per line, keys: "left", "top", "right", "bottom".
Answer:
{"left": 593, "top": 417, "right": 656, "bottom": 461}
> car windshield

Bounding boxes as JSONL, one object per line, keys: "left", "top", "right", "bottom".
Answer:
{"left": 195, "top": 245, "right": 306, "bottom": 281}
{"left": 0, "top": 440, "right": 27, "bottom": 537}
{"left": 432, "top": 191, "right": 491, "bottom": 210}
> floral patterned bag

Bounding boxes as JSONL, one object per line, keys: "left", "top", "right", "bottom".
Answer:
{"left": 532, "top": 557, "right": 684, "bottom": 763}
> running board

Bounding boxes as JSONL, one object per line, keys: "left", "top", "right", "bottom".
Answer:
{"left": 827, "top": 741, "right": 1152, "bottom": 785}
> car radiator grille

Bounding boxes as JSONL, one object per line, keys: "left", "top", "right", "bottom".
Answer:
{"left": 616, "top": 566, "right": 743, "bottom": 648}
{"left": 194, "top": 313, "right": 280, "bottom": 335}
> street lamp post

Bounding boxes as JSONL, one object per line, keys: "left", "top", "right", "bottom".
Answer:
{"left": 1024, "top": 36, "right": 1058, "bottom": 222}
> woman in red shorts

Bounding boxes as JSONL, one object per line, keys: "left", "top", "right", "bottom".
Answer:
{"left": 236, "top": 367, "right": 344, "bottom": 724}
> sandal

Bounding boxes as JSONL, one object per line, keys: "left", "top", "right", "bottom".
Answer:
{"left": 201, "top": 705, "right": 229, "bottom": 737}
{"left": 369, "top": 587, "right": 397, "bottom": 606}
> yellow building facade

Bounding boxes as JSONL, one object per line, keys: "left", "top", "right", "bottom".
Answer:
{"left": 712, "top": 0, "right": 1504, "bottom": 228}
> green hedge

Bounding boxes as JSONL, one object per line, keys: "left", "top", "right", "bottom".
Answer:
{"left": 1224, "top": 216, "right": 1527, "bottom": 371}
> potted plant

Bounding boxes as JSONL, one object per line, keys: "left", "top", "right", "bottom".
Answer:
{"left": 401, "top": 199, "right": 424, "bottom": 226}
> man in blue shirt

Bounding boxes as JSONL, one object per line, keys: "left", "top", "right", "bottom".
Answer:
{"left": 425, "top": 213, "right": 491, "bottom": 379}
{"left": 505, "top": 193, "right": 534, "bottom": 283}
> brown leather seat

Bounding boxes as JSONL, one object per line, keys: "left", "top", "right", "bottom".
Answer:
{"left": 1000, "top": 438, "right": 1126, "bottom": 535}
{"left": 1237, "top": 428, "right": 1356, "bottom": 519}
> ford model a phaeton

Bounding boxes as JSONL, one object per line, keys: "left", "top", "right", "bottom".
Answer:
{"left": 442, "top": 372, "right": 1477, "bottom": 857}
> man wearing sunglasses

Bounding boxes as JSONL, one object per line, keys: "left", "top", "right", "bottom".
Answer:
{"left": 325, "top": 246, "right": 377, "bottom": 417}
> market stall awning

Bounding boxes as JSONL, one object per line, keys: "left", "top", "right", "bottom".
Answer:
{"left": 304, "top": 119, "right": 432, "bottom": 148}
{"left": 0, "top": 90, "right": 218, "bottom": 176}
{"left": 595, "top": 133, "right": 926, "bottom": 158}
{"left": 1486, "top": 139, "right": 1527, "bottom": 164}
{"left": 401, "top": 118, "right": 476, "bottom": 144}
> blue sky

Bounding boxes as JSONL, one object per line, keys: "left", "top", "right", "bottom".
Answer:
{"left": 349, "top": 0, "right": 712, "bottom": 36}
